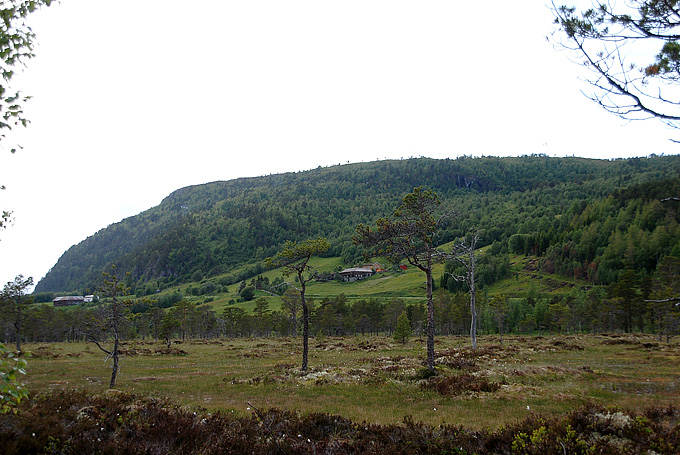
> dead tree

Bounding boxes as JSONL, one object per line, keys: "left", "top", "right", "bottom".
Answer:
{"left": 447, "top": 233, "right": 480, "bottom": 350}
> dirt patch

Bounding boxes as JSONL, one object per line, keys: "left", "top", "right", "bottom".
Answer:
{"left": 511, "top": 365, "right": 593, "bottom": 377}
{"left": 119, "top": 347, "right": 155, "bottom": 356}
{"left": 131, "top": 376, "right": 159, "bottom": 382}
{"left": 550, "top": 339, "right": 584, "bottom": 351}
{"left": 29, "top": 346, "right": 62, "bottom": 358}
{"left": 520, "top": 337, "right": 584, "bottom": 352}
{"left": 434, "top": 355, "right": 479, "bottom": 371}
{"left": 153, "top": 347, "right": 188, "bottom": 356}
{"left": 437, "top": 344, "right": 520, "bottom": 362}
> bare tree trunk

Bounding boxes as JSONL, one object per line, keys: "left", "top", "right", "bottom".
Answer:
{"left": 110, "top": 336, "right": 119, "bottom": 388}
{"left": 300, "top": 278, "right": 309, "bottom": 373}
{"left": 470, "top": 247, "right": 477, "bottom": 350}
{"left": 499, "top": 318, "right": 503, "bottom": 345}
{"left": 15, "top": 305, "right": 21, "bottom": 353}
{"left": 301, "top": 303, "right": 309, "bottom": 372}
{"left": 425, "top": 268, "right": 435, "bottom": 371}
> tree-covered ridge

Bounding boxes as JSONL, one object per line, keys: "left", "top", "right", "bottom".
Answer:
{"left": 536, "top": 177, "right": 680, "bottom": 284}
{"left": 34, "top": 155, "right": 680, "bottom": 294}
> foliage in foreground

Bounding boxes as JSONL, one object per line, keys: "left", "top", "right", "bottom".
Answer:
{"left": 0, "top": 343, "right": 27, "bottom": 414}
{"left": 0, "top": 390, "right": 678, "bottom": 454}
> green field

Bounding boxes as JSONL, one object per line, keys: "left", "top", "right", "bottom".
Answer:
{"left": 157, "top": 250, "right": 594, "bottom": 319}
{"left": 20, "top": 333, "right": 680, "bottom": 429}
{"left": 174, "top": 256, "right": 447, "bottom": 315}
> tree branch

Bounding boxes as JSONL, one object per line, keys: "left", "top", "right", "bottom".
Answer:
{"left": 645, "top": 297, "right": 680, "bottom": 305}
{"left": 550, "top": 0, "right": 680, "bottom": 128}
{"left": 87, "top": 336, "right": 113, "bottom": 357}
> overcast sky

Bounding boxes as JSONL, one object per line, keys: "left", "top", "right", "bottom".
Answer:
{"left": 1, "top": 0, "right": 678, "bottom": 291}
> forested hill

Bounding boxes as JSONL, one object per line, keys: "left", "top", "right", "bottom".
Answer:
{"left": 34, "top": 155, "right": 680, "bottom": 294}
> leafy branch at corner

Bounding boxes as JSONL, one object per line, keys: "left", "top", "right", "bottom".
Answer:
{"left": 265, "top": 237, "right": 330, "bottom": 373}
{"left": 0, "top": 0, "right": 54, "bottom": 148}
{"left": 0, "top": 342, "right": 27, "bottom": 414}
{"left": 0, "top": 0, "right": 54, "bottom": 233}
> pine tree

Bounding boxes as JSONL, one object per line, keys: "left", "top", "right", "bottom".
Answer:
{"left": 393, "top": 311, "right": 411, "bottom": 345}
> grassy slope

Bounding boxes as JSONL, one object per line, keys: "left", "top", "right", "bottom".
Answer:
{"left": 174, "top": 258, "right": 448, "bottom": 316}
{"left": 168, "top": 251, "right": 584, "bottom": 317}
{"left": 484, "top": 254, "right": 583, "bottom": 297}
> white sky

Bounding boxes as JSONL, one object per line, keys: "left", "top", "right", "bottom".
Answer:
{"left": 1, "top": 0, "right": 678, "bottom": 290}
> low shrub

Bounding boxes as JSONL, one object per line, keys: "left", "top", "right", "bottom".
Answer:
{"left": 0, "top": 391, "right": 678, "bottom": 454}
{"left": 421, "top": 373, "right": 501, "bottom": 396}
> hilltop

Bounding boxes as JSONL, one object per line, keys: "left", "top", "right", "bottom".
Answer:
{"left": 34, "top": 154, "right": 680, "bottom": 296}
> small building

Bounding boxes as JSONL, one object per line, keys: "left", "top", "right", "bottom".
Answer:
{"left": 53, "top": 296, "right": 85, "bottom": 307}
{"left": 399, "top": 264, "right": 408, "bottom": 271}
{"left": 365, "top": 262, "right": 386, "bottom": 272}
{"left": 339, "top": 267, "right": 374, "bottom": 282}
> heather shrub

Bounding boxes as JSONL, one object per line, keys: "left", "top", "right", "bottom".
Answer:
{"left": 421, "top": 373, "right": 501, "bottom": 396}
{"left": 0, "top": 391, "right": 678, "bottom": 454}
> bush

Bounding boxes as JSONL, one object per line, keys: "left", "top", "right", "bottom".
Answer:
{"left": 0, "top": 391, "right": 678, "bottom": 454}
{"left": 421, "top": 373, "right": 501, "bottom": 396}
{"left": 0, "top": 344, "right": 28, "bottom": 414}
{"left": 240, "top": 286, "right": 255, "bottom": 301}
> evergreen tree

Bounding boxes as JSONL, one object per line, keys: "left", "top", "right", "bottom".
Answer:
{"left": 265, "top": 237, "right": 330, "bottom": 372}
{"left": 87, "top": 266, "right": 132, "bottom": 389}
{"left": 393, "top": 311, "right": 411, "bottom": 345}
{"left": 0, "top": 275, "right": 33, "bottom": 353}
{"left": 355, "top": 187, "right": 449, "bottom": 371}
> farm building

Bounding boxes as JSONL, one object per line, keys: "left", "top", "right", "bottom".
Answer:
{"left": 339, "top": 267, "right": 374, "bottom": 282}
{"left": 53, "top": 296, "right": 85, "bottom": 307}
{"left": 365, "top": 262, "right": 386, "bottom": 272}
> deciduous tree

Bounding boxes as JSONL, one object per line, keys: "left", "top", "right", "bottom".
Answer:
{"left": 265, "top": 237, "right": 330, "bottom": 372}
{"left": 0, "top": 342, "right": 27, "bottom": 413}
{"left": 1, "top": 0, "right": 54, "bottom": 229}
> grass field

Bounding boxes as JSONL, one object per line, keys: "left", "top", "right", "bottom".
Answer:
{"left": 191, "top": 258, "right": 446, "bottom": 315}
{"left": 20, "top": 333, "right": 680, "bottom": 430}
{"left": 160, "top": 251, "right": 588, "bottom": 319}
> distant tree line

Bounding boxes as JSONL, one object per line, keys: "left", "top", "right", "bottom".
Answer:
{"left": 3, "top": 252, "right": 679, "bottom": 346}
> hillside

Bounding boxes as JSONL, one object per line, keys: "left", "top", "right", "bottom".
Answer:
{"left": 34, "top": 155, "right": 680, "bottom": 294}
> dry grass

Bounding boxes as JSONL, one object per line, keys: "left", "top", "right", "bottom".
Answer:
{"left": 19, "top": 334, "right": 680, "bottom": 429}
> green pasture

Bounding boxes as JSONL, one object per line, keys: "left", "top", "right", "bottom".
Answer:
{"left": 153, "top": 250, "right": 589, "bottom": 320}
{"left": 176, "top": 257, "right": 446, "bottom": 315}
{"left": 20, "top": 334, "right": 680, "bottom": 430}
